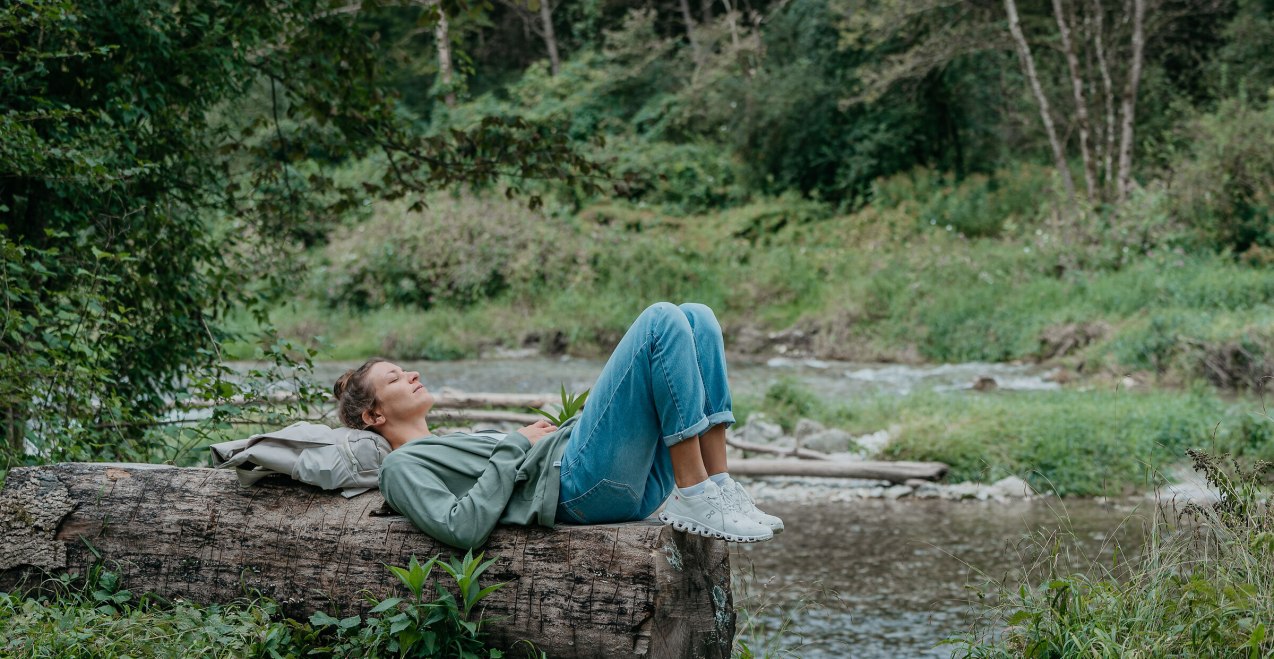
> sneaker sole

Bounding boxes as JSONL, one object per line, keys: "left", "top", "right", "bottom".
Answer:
{"left": 658, "top": 512, "right": 773, "bottom": 543}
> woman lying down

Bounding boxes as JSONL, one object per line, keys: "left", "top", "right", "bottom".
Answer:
{"left": 333, "top": 302, "right": 783, "bottom": 550}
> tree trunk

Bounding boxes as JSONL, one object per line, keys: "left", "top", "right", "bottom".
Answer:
{"left": 0, "top": 463, "right": 735, "bottom": 659}
{"left": 1004, "top": 0, "right": 1077, "bottom": 202}
{"left": 435, "top": 3, "right": 456, "bottom": 106}
{"left": 720, "top": 0, "right": 741, "bottom": 50}
{"left": 539, "top": 0, "right": 561, "bottom": 76}
{"left": 1053, "top": 0, "right": 1097, "bottom": 202}
{"left": 701, "top": 0, "right": 713, "bottom": 25}
{"left": 1116, "top": 0, "right": 1146, "bottom": 202}
{"left": 678, "top": 0, "right": 700, "bottom": 63}
{"left": 730, "top": 458, "right": 949, "bottom": 482}
{"left": 1090, "top": 0, "right": 1117, "bottom": 195}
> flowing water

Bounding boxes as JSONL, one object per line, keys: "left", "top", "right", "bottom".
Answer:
{"left": 304, "top": 355, "right": 1060, "bottom": 401}
{"left": 276, "top": 357, "right": 1142, "bottom": 657}
{"left": 729, "top": 497, "right": 1150, "bottom": 657}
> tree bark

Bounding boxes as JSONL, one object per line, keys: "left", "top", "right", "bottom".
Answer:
{"left": 729, "top": 458, "right": 949, "bottom": 482}
{"left": 1053, "top": 0, "right": 1097, "bottom": 202}
{"left": 0, "top": 463, "right": 735, "bottom": 659}
{"left": 539, "top": 0, "right": 561, "bottom": 76}
{"left": 701, "top": 0, "right": 713, "bottom": 25}
{"left": 1116, "top": 0, "right": 1146, "bottom": 202}
{"left": 1003, "top": 0, "right": 1077, "bottom": 202}
{"left": 1089, "top": 0, "right": 1117, "bottom": 195}
{"left": 435, "top": 2, "right": 456, "bottom": 106}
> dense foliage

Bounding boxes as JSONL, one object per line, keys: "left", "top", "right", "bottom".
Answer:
{"left": 3, "top": 0, "right": 1271, "bottom": 477}
{"left": 0, "top": 0, "right": 602, "bottom": 471}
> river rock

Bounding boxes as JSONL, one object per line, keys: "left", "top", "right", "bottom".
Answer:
{"left": 739, "top": 414, "right": 784, "bottom": 444}
{"left": 942, "top": 482, "right": 986, "bottom": 500}
{"left": 853, "top": 429, "right": 892, "bottom": 456}
{"left": 802, "top": 428, "right": 855, "bottom": 453}
{"left": 990, "top": 476, "right": 1033, "bottom": 498}
{"left": 883, "top": 485, "right": 913, "bottom": 499}
{"left": 794, "top": 418, "right": 825, "bottom": 441}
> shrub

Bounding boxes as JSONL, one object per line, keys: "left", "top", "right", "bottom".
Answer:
{"left": 315, "top": 194, "right": 591, "bottom": 311}
{"left": 1172, "top": 98, "right": 1274, "bottom": 253}
{"left": 867, "top": 165, "right": 1056, "bottom": 239}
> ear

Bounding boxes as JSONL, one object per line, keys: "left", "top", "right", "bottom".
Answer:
{"left": 362, "top": 405, "right": 385, "bottom": 429}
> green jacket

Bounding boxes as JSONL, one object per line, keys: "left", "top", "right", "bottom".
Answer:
{"left": 378, "top": 416, "right": 576, "bottom": 549}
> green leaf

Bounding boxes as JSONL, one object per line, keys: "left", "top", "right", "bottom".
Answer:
{"left": 309, "top": 611, "right": 341, "bottom": 627}
{"left": 370, "top": 597, "right": 403, "bottom": 614}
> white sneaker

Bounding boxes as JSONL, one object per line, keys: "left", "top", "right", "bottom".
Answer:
{"left": 722, "top": 476, "right": 784, "bottom": 534}
{"left": 659, "top": 481, "right": 774, "bottom": 543}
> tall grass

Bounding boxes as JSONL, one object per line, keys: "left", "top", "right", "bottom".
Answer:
{"left": 946, "top": 447, "right": 1274, "bottom": 657}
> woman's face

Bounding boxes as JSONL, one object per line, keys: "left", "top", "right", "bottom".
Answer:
{"left": 362, "top": 361, "right": 434, "bottom": 429}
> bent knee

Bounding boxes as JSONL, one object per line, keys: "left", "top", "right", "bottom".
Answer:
{"left": 678, "top": 302, "right": 720, "bottom": 328}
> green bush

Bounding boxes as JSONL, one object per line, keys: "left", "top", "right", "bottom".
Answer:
{"left": 1173, "top": 98, "right": 1274, "bottom": 253}
{"left": 315, "top": 195, "right": 591, "bottom": 311}
{"left": 868, "top": 165, "right": 1056, "bottom": 238}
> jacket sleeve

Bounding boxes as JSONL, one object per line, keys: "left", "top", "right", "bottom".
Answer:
{"left": 379, "top": 432, "right": 532, "bottom": 549}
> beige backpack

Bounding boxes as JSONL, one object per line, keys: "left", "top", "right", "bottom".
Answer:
{"left": 209, "top": 422, "right": 392, "bottom": 498}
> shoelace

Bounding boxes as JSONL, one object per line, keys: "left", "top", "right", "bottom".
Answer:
{"left": 710, "top": 482, "right": 748, "bottom": 514}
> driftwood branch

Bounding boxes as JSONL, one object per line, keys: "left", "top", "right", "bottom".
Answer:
{"left": 726, "top": 437, "right": 832, "bottom": 461}
{"left": 730, "top": 458, "right": 948, "bottom": 482}
{"left": 0, "top": 463, "right": 734, "bottom": 659}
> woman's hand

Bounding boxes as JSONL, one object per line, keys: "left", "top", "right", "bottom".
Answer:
{"left": 516, "top": 419, "right": 558, "bottom": 445}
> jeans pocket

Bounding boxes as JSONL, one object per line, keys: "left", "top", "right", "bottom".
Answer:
{"left": 559, "top": 479, "right": 640, "bottom": 525}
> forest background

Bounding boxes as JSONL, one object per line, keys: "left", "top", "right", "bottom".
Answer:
{"left": 2, "top": 0, "right": 1273, "bottom": 491}
{"left": 4, "top": 0, "right": 1274, "bottom": 655}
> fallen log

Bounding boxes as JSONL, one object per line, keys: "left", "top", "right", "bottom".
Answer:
{"left": 0, "top": 463, "right": 734, "bottom": 659}
{"left": 729, "top": 458, "right": 948, "bottom": 482}
{"left": 726, "top": 438, "right": 833, "bottom": 461}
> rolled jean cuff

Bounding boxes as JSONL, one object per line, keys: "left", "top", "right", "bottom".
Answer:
{"left": 705, "top": 410, "right": 736, "bottom": 429}
{"left": 662, "top": 415, "right": 711, "bottom": 447}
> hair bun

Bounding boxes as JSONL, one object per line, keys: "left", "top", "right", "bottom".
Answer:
{"left": 333, "top": 370, "right": 353, "bottom": 401}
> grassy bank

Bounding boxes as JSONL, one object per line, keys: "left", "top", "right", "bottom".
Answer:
{"left": 228, "top": 186, "right": 1274, "bottom": 391}
{"left": 729, "top": 380, "right": 1272, "bottom": 497}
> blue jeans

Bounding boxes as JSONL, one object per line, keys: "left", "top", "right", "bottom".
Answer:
{"left": 556, "top": 302, "right": 736, "bottom": 525}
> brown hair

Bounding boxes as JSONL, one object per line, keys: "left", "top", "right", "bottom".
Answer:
{"left": 333, "top": 358, "right": 388, "bottom": 430}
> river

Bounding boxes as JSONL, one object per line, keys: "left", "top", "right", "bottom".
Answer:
{"left": 287, "top": 357, "right": 1144, "bottom": 657}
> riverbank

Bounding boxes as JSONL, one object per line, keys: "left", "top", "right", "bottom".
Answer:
{"left": 223, "top": 194, "right": 1274, "bottom": 392}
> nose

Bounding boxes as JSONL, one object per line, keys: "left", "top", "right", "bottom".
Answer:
{"left": 409, "top": 371, "right": 421, "bottom": 383}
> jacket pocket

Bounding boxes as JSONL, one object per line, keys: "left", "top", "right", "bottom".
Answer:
{"left": 559, "top": 479, "right": 640, "bottom": 525}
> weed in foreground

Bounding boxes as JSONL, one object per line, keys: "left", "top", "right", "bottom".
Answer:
{"left": 1, "top": 550, "right": 521, "bottom": 658}
{"left": 731, "top": 553, "right": 849, "bottom": 658}
{"left": 944, "top": 445, "right": 1274, "bottom": 658}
